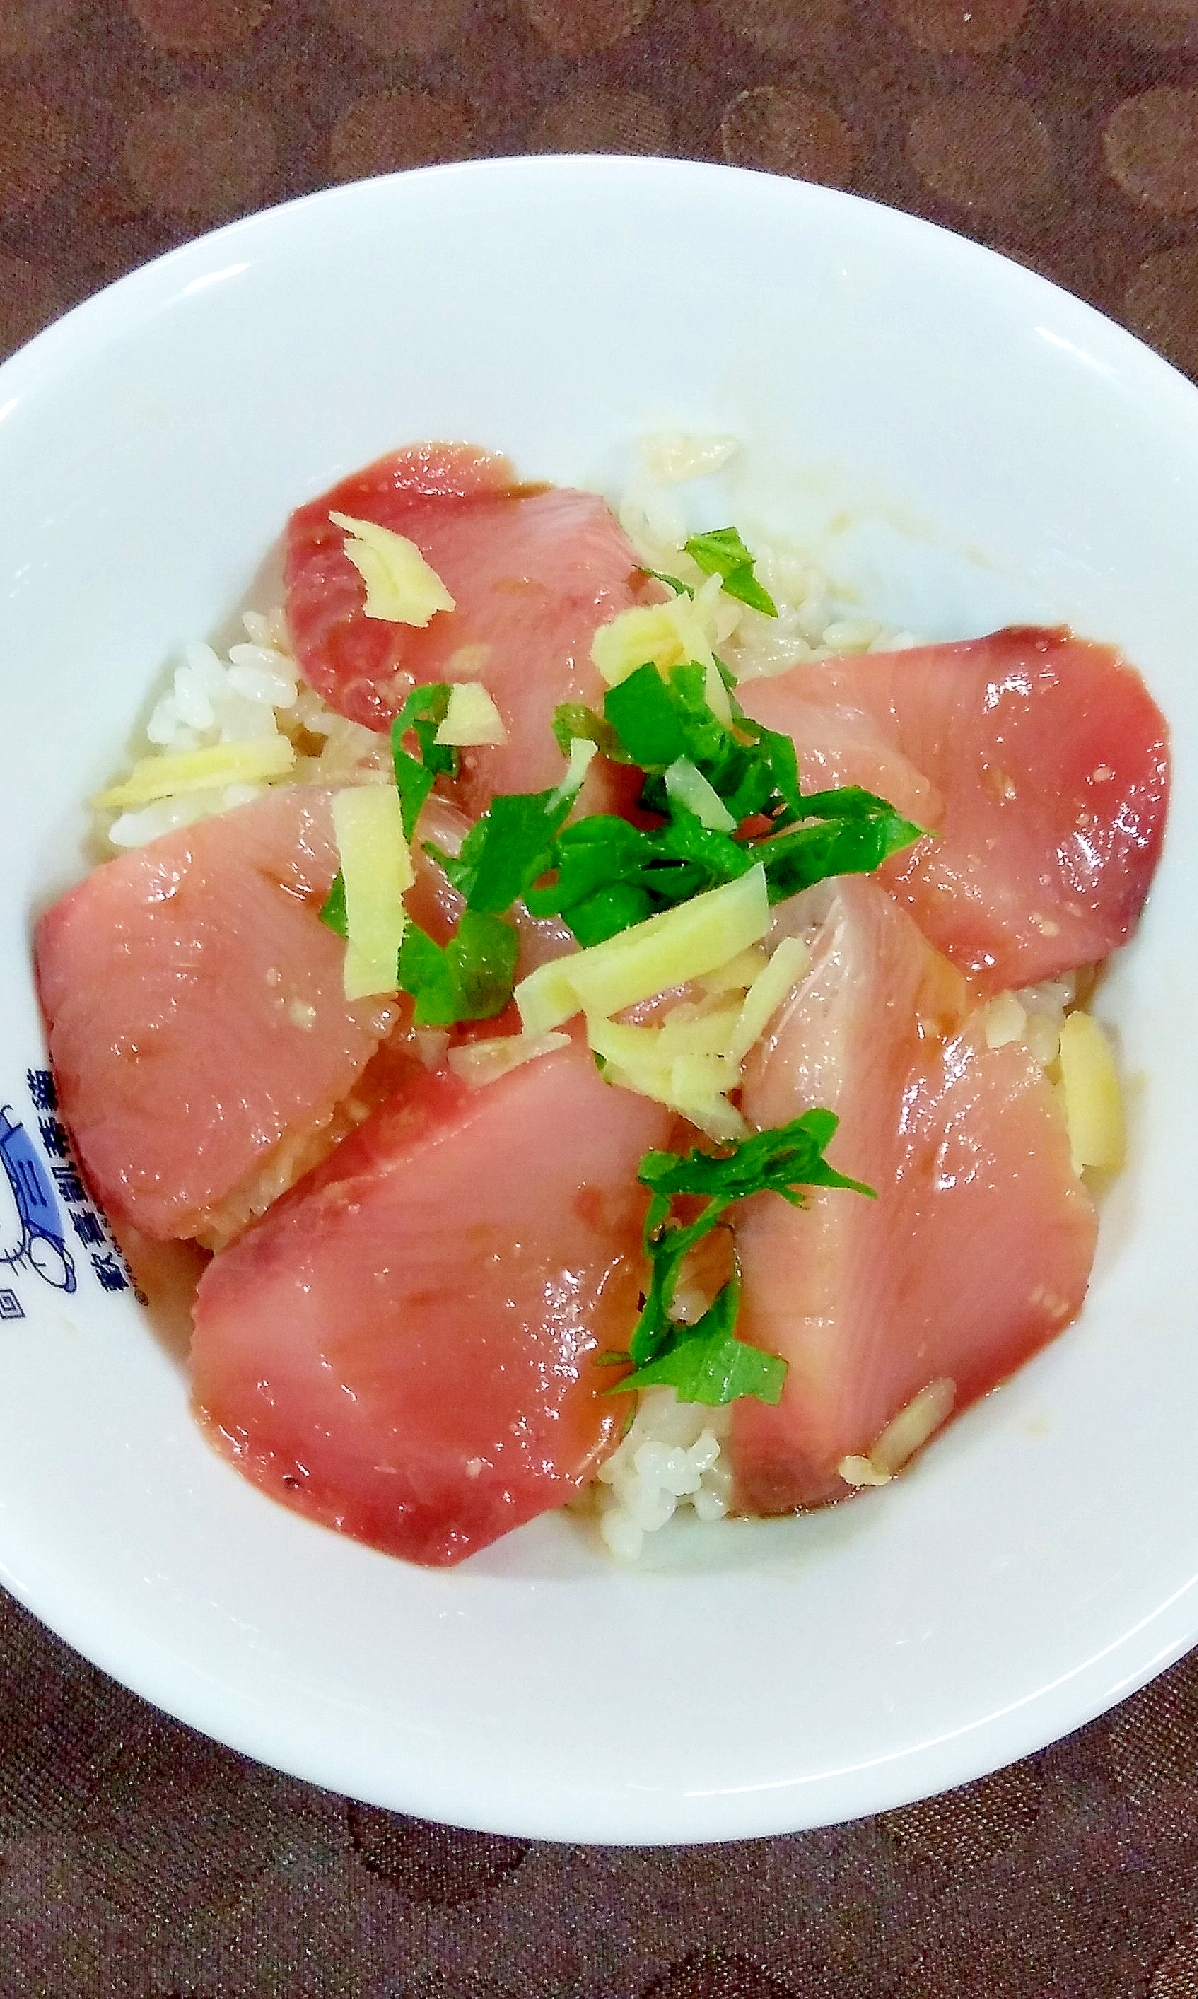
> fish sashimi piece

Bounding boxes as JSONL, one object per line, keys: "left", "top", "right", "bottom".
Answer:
{"left": 191, "top": 1048, "right": 671, "bottom": 1566}
{"left": 747, "top": 692, "right": 943, "bottom": 829}
{"left": 731, "top": 877, "right": 1098, "bottom": 1513}
{"left": 35, "top": 787, "right": 457, "bottom": 1245}
{"left": 284, "top": 441, "right": 659, "bottom": 815}
{"left": 739, "top": 627, "right": 1170, "bottom": 992}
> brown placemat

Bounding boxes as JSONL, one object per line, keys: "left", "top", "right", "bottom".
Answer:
{"left": 3, "top": 1580, "right": 1198, "bottom": 1994}
{"left": 2, "top": 3, "right": 1196, "bottom": 1993}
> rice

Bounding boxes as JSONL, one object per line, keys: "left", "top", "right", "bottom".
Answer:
{"left": 595, "top": 1388, "right": 733, "bottom": 1562}
{"left": 99, "top": 607, "right": 388, "bottom": 852}
{"left": 618, "top": 432, "right": 919, "bottom": 688}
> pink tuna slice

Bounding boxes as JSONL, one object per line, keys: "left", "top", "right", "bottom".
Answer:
{"left": 739, "top": 627, "right": 1170, "bottom": 992}
{"left": 190, "top": 1047, "right": 670, "bottom": 1566}
{"left": 284, "top": 441, "right": 659, "bottom": 816}
{"left": 731, "top": 876, "right": 1098, "bottom": 1513}
{"left": 35, "top": 788, "right": 460, "bottom": 1245}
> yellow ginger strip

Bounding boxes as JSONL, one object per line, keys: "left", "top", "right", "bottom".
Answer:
{"left": 656, "top": 1000, "right": 743, "bottom": 1057}
{"left": 664, "top": 757, "right": 736, "bottom": 832}
{"left": 726, "top": 935, "right": 811, "bottom": 1065}
{"left": 591, "top": 588, "right": 718, "bottom": 685}
{"left": 700, "top": 946, "right": 769, "bottom": 995}
{"left": 837, "top": 1379, "right": 956, "bottom": 1488}
{"left": 837, "top": 1455, "right": 892, "bottom": 1489}
{"left": 871, "top": 1378, "right": 956, "bottom": 1475}
{"left": 94, "top": 735, "right": 294, "bottom": 809}
{"left": 332, "top": 785, "right": 413, "bottom": 1001}
{"left": 589, "top": 1020, "right": 748, "bottom": 1143}
{"left": 434, "top": 682, "right": 507, "bottom": 747}
{"left": 669, "top": 1053, "right": 751, "bottom": 1141}
{"left": 1057, "top": 1011, "right": 1125, "bottom": 1171}
{"left": 515, "top": 866, "right": 770, "bottom": 1036}
{"left": 447, "top": 1031, "right": 571, "bottom": 1087}
{"left": 330, "top": 511, "right": 455, "bottom": 626}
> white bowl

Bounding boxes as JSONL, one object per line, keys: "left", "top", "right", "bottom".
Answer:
{"left": 1, "top": 156, "right": 1195, "bottom": 1845}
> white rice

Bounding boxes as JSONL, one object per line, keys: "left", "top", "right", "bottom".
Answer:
{"left": 618, "top": 432, "right": 919, "bottom": 687}
{"left": 983, "top": 970, "right": 1079, "bottom": 1069}
{"left": 595, "top": 1389, "right": 733, "bottom": 1562}
{"left": 100, "top": 607, "right": 388, "bottom": 851}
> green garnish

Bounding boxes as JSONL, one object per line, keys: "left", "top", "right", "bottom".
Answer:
{"left": 605, "top": 661, "right": 803, "bottom": 822}
{"left": 319, "top": 871, "right": 348, "bottom": 938}
{"left": 683, "top": 526, "right": 778, "bottom": 617}
{"left": 523, "top": 807, "right": 751, "bottom": 944}
{"left": 610, "top": 1277, "right": 787, "bottom": 1406}
{"left": 645, "top": 568, "right": 694, "bottom": 599}
{"left": 397, "top": 909, "right": 519, "bottom": 1027}
{"left": 408, "top": 749, "right": 604, "bottom": 1021}
{"left": 391, "top": 683, "right": 456, "bottom": 838}
{"left": 430, "top": 786, "right": 575, "bottom": 915}
{"left": 538, "top": 664, "right": 924, "bottom": 943}
{"left": 645, "top": 526, "right": 777, "bottom": 616}
{"left": 603, "top": 1113, "right": 874, "bottom": 1406}
{"left": 324, "top": 646, "right": 922, "bottom": 1022}
{"left": 551, "top": 703, "right": 630, "bottom": 764}
{"left": 316, "top": 618, "right": 892, "bottom": 1410}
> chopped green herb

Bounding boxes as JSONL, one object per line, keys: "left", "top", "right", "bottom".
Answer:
{"left": 645, "top": 568, "right": 694, "bottom": 599}
{"left": 607, "top": 661, "right": 792, "bottom": 824}
{"left": 407, "top": 758, "right": 601, "bottom": 1023}
{"left": 319, "top": 871, "right": 348, "bottom": 938}
{"left": 603, "top": 664, "right": 691, "bottom": 769}
{"left": 614, "top": 1279, "right": 787, "bottom": 1406}
{"left": 552, "top": 703, "right": 631, "bottom": 765}
{"left": 524, "top": 741, "right": 920, "bottom": 941}
{"left": 352, "top": 649, "right": 922, "bottom": 1010}
{"left": 637, "top": 1112, "right": 873, "bottom": 1206}
{"left": 754, "top": 799, "right": 926, "bottom": 903}
{"left": 683, "top": 526, "right": 778, "bottom": 618}
{"left": 447, "top": 789, "right": 575, "bottom": 915}
{"left": 392, "top": 750, "right": 435, "bottom": 841}
{"left": 387, "top": 685, "right": 457, "bottom": 838}
{"left": 397, "top": 909, "right": 519, "bottom": 1027}
{"left": 603, "top": 1113, "right": 873, "bottom": 1407}
{"left": 393, "top": 683, "right": 457, "bottom": 777}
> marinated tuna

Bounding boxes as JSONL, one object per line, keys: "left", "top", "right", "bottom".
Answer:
{"left": 36, "top": 788, "right": 456, "bottom": 1244}
{"left": 740, "top": 627, "right": 1170, "bottom": 992}
{"left": 191, "top": 1046, "right": 670, "bottom": 1565}
{"left": 285, "top": 441, "right": 658, "bottom": 813}
{"left": 731, "top": 878, "right": 1099, "bottom": 1512}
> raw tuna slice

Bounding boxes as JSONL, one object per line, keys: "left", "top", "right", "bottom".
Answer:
{"left": 285, "top": 441, "right": 658, "bottom": 814}
{"left": 739, "top": 627, "right": 1170, "bottom": 992}
{"left": 748, "top": 692, "right": 942, "bottom": 829}
{"left": 731, "top": 876, "right": 1098, "bottom": 1513}
{"left": 36, "top": 788, "right": 457, "bottom": 1244}
{"left": 191, "top": 1047, "right": 670, "bottom": 1566}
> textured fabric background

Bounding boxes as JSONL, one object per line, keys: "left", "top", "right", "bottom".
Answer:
{"left": 2, "top": 3, "right": 1196, "bottom": 1993}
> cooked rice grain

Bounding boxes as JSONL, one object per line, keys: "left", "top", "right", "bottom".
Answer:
{"left": 597, "top": 1388, "right": 733, "bottom": 1560}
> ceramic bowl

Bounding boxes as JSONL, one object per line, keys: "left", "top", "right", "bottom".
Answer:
{"left": 1, "top": 156, "right": 1195, "bottom": 1843}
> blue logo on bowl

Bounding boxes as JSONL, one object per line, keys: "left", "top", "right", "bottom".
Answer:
{"left": 0, "top": 1102, "right": 76, "bottom": 1294}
